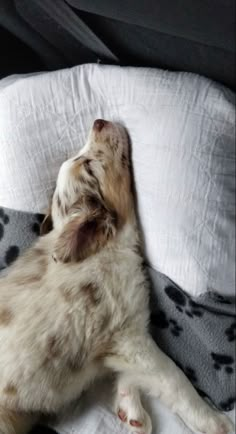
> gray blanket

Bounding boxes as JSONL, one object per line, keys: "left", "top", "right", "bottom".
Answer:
{"left": 0, "top": 207, "right": 235, "bottom": 418}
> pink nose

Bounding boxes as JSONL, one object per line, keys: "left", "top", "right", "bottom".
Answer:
{"left": 93, "top": 119, "right": 107, "bottom": 132}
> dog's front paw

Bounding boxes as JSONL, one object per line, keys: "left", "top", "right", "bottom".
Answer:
{"left": 197, "top": 410, "right": 234, "bottom": 434}
{"left": 205, "top": 412, "right": 234, "bottom": 434}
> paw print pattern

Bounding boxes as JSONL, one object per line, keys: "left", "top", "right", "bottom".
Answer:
{"left": 175, "top": 361, "right": 200, "bottom": 388}
{"left": 0, "top": 210, "right": 45, "bottom": 270}
{"left": 150, "top": 311, "right": 183, "bottom": 337}
{"left": 184, "top": 366, "right": 198, "bottom": 383}
{"left": 151, "top": 310, "right": 169, "bottom": 329}
{"left": 210, "top": 292, "right": 232, "bottom": 305}
{"left": 211, "top": 353, "right": 234, "bottom": 374}
{"left": 0, "top": 208, "right": 10, "bottom": 242}
{"left": 225, "top": 322, "right": 236, "bottom": 342}
{"left": 165, "top": 286, "right": 204, "bottom": 318}
{"left": 5, "top": 246, "right": 20, "bottom": 265}
{"left": 219, "top": 397, "right": 236, "bottom": 412}
{"left": 0, "top": 208, "right": 20, "bottom": 266}
{"left": 169, "top": 319, "right": 183, "bottom": 337}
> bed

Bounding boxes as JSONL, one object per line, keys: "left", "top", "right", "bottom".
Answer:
{"left": 0, "top": 63, "right": 235, "bottom": 434}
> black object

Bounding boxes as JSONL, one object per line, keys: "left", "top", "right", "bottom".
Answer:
{"left": 30, "top": 426, "right": 59, "bottom": 434}
{"left": 0, "top": 0, "right": 235, "bottom": 89}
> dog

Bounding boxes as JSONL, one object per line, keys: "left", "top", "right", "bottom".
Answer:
{"left": 0, "top": 119, "right": 234, "bottom": 434}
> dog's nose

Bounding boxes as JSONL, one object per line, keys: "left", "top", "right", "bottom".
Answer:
{"left": 93, "top": 119, "right": 107, "bottom": 132}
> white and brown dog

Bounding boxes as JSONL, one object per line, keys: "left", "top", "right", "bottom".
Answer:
{"left": 0, "top": 120, "right": 234, "bottom": 434}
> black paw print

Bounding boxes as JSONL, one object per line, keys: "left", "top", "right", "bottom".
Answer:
{"left": 210, "top": 292, "right": 232, "bottom": 305}
{"left": 165, "top": 286, "right": 204, "bottom": 318}
{"left": 150, "top": 310, "right": 169, "bottom": 329}
{"left": 211, "top": 353, "right": 234, "bottom": 374}
{"left": 0, "top": 208, "right": 10, "bottom": 225}
{"left": 31, "top": 213, "right": 45, "bottom": 236}
{"left": 0, "top": 208, "right": 20, "bottom": 266}
{"left": 169, "top": 319, "right": 183, "bottom": 337}
{"left": 0, "top": 208, "right": 10, "bottom": 241}
{"left": 225, "top": 322, "right": 236, "bottom": 342}
{"left": 174, "top": 360, "right": 197, "bottom": 381}
{"left": 5, "top": 245, "right": 20, "bottom": 266}
{"left": 150, "top": 311, "right": 183, "bottom": 337}
{"left": 184, "top": 366, "right": 198, "bottom": 384}
{"left": 219, "top": 397, "right": 236, "bottom": 412}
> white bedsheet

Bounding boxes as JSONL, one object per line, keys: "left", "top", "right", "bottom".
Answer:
{"left": 52, "top": 380, "right": 235, "bottom": 434}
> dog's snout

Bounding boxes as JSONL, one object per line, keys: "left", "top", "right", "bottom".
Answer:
{"left": 93, "top": 119, "right": 107, "bottom": 132}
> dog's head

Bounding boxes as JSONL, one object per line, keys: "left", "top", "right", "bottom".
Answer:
{"left": 41, "top": 120, "right": 134, "bottom": 262}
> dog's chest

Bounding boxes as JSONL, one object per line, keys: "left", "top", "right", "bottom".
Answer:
{"left": 79, "top": 255, "right": 149, "bottom": 334}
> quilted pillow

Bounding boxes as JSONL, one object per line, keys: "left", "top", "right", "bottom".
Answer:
{"left": 0, "top": 64, "right": 235, "bottom": 297}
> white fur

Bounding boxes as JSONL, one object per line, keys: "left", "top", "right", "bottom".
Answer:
{"left": 0, "top": 121, "right": 234, "bottom": 434}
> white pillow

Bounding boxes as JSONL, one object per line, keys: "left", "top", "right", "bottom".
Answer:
{"left": 0, "top": 64, "right": 235, "bottom": 297}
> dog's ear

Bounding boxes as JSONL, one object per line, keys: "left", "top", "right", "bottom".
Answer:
{"left": 54, "top": 198, "right": 118, "bottom": 263}
{"left": 40, "top": 213, "right": 53, "bottom": 235}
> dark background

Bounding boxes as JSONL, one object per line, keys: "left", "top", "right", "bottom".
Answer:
{"left": 0, "top": 0, "right": 235, "bottom": 89}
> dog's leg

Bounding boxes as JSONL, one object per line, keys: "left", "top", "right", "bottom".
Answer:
{"left": 105, "top": 335, "right": 234, "bottom": 434}
{"left": 0, "top": 407, "right": 36, "bottom": 434}
{"left": 114, "top": 377, "right": 152, "bottom": 434}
